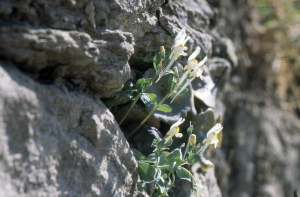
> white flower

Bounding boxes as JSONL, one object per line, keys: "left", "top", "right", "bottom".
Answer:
{"left": 186, "top": 47, "right": 201, "bottom": 72}
{"left": 169, "top": 56, "right": 207, "bottom": 103}
{"left": 178, "top": 47, "right": 201, "bottom": 85}
{"left": 172, "top": 27, "right": 190, "bottom": 49}
{"left": 190, "top": 66, "right": 204, "bottom": 80}
{"left": 156, "top": 28, "right": 190, "bottom": 83}
{"left": 168, "top": 47, "right": 201, "bottom": 99}
{"left": 206, "top": 123, "right": 223, "bottom": 148}
{"left": 164, "top": 118, "right": 185, "bottom": 141}
{"left": 199, "top": 123, "right": 223, "bottom": 156}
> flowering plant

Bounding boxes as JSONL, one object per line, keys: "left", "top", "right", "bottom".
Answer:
{"left": 109, "top": 27, "right": 223, "bottom": 196}
{"left": 111, "top": 27, "right": 208, "bottom": 138}
{"left": 131, "top": 120, "right": 223, "bottom": 196}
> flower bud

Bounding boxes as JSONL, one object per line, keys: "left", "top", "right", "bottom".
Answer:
{"left": 160, "top": 46, "right": 165, "bottom": 58}
{"left": 189, "top": 134, "right": 196, "bottom": 146}
{"left": 173, "top": 67, "right": 179, "bottom": 78}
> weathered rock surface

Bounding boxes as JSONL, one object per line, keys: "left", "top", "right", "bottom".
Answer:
{"left": 3, "top": 0, "right": 297, "bottom": 197}
{"left": 208, "top": 0, "right": 300, "bottom": 196}
{"left": 0, "top": 0, "right": 236, "bottom": 196}
{"left": 217, "top": 91, "right": 300, "bottom": 197}
{"left": 0, "top": 64, "right": 146, "bottom": 197}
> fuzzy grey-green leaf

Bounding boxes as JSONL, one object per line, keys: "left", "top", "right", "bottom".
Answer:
{"left": 141, "top": 93, "right": 152, "bottom": 105}
{"left": 186, "top": 154, "right": 200, "bottom": 165}
{"left": 138, "top": 161, "right": 159, "bottom": 181}
{"left": 176, "top": 167, "right": 191, "bottom": 182}
{"left": 156, "top": 104, "right": 172, "bottom": 112}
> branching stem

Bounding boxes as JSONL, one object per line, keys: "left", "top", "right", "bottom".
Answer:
{"left": 127, "top": 89, "right": 172, "bottom": 139}
{"left": 118, "top": 74, "right": 158, "bottom": 126}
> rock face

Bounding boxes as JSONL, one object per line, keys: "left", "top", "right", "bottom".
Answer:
{"left": 2, "top": 0, "right": 299, "bottom": 197}
{"left": 0, "top": 0, "right": 231, "bottom": 196}
{"left": 220, "top": 92, "right": 300, "bottom": 197}
{"left": 0, "top": 65, "right": 145, "bottom": 197}
{"left": 208, "top": 0, "right": 300, "bottom": 197}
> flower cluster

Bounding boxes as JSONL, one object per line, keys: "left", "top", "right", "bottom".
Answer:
{"left": 156, "top": 28, "right": 207, "bottom": 103}
{"left": 132, "top": 118, "right": 223, "bottom": 196}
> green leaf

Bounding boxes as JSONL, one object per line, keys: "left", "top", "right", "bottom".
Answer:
{"left": 161, "top": 173, "right": 168, "bottom": 179}
{"left": 167, "top": 75, "right": 176, "bottom": 90}
{"left": 176, "top": 167, "right": 191, "bottom": 182}
{"left": 194, "top": 144, "right": 201, "bottom": 154}
{"left": 164, "top": 69, "right": 175, "bottom": 76}
{"left": 136, "top": 78, "right": 145, "bottom": 90}
{"left": 144, "top": 78, "right": 152, "bottom": 86}
{"left": 165, "top": 177, "right": 172, "bottom": 188}
{"left": 151, "top": 138, "right": 160, "bottom": 148}
{"left": 186, "top": 154, "right": 200, "bottom": 165}
{"left": 153, "top": 54, "right": 162, "bottom": 73}
{"left": 153, "top": 192, "right": 168, "bottom": 197}
{"left": 186, "top": 145, "right": 193, "bottom": 153}
{"left": 145, "top": 153, "right": 156, "bottom": 163}
{"left": 157, "top": 177, "right": 166, "bottom": 194}
{"left": 138, "top": 162, "right": 160, "bottom": 181}
{"left": 167, "top": 148, "right": 182, "bottom": 160}
{"left": 140, "top": 93, "right": 152, "bottom": 105}
{"left": 157, "top": 140, "right": 166, "bottom": 150}
{"left": 179, "top": 88, "right": 188, "bottom": 96}
{"left": 187, "top": 125, "right": 193, "bottom": 135}
{"left": 173, "top": 158, "right": 186, "bottom": 170}
{"left": 156, "top": 104, "right": 172, "bottom": 112}
{"left": 144, "top": 93, "right": 157, "bottom": 105}
{"left": 158, "top": 152, "right": 170, "bottom": 169}
{"left": 124, "top": 81, "right": 133, "bottom": 95}
{"left": 137, "top": 181, "right": 148, "bottom": 192}
{"left": 130, "top": 148, "right": 145, "bottom": 161}
{"left": 164, "top": 138, "right": 173, "bottom": 146}
{"left": 192, "top": 185, "right": 201, "bottom": 194}
{"left": 163, "top": 55, "right": 171, "bottom": 67}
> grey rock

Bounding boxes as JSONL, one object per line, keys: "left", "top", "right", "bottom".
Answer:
{"left": 132, "top": 126, "right": 162, "bottom": 156}
{"left": 191, "top": 163, "right": 222, "bottom": 197}
{"left": 0, "top": 64, "right": 147, "bottom": 197}
{"left": 0, "top": 0, "right": 246, "bottom": 196}
{"left": 192, "top": 65, "right": 217, "bottom": 108}
{"left": 216, "top": 91, "right": 300, "bottom": 197}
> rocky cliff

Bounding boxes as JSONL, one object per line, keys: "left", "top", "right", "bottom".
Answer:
{"left": 0, "top": 0, "right": 299, "bottom": 197}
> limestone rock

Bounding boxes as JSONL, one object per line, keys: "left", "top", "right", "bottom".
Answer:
{"left": 0, "top": 0, "right": 244, "bottom": 196}
{"left": 217, "top": 91, "right": 300, "bottom": 197}
{"left": 0, "top": 64, "right": 147, "bottom": 197}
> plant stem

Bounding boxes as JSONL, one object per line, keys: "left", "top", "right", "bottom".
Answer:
{"left": 118, "top": 74, "right": 158, "bottom": 126}
{"left": 127, "top": 89, "right": 172, "bottom": 139}
{"left": 187, "top": 170, "right": 197, "bottom": 184}
{"left": 168, "top": 161, "right": 176, "bottom": 177}
{"left": 183, "top": 135, "right": 191, "bottom": 159}
{"left": 108, "top": 94, "right": 126, "bottom": 110}
{"left": 154, "top": 150, "right": 162, "bottom": 168}
{"left": 118, "top": 94, "right": 140, "bottom": 126}
{"left": 170, "top": 171, "right": 176, "bottom": 188}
